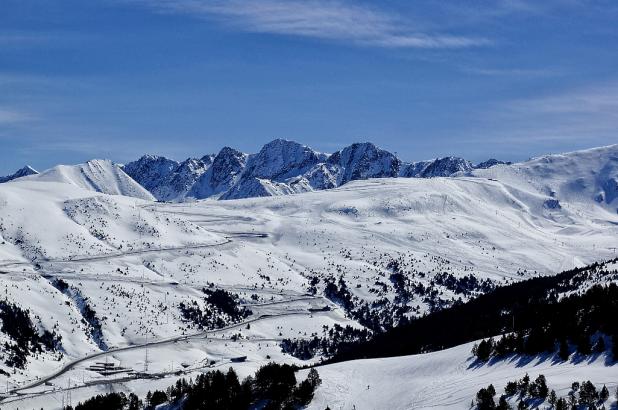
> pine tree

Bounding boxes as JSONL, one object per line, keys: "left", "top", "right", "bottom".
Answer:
{"left": 476, "top": 384, "right": 496, "bottom": 410}
{"left": 127, "top": 393, "right": 140, "bottom": 410}
{"left": 308, "top": 368, "right": 322, "bottom": 388}
{"left": 518, "top": 374, "right": 530, "bottom": 395}
{"left": 528, "top": 374, "right": 548, "bottom": 399}
{"left": 505, "top": 381, "right": 518, "bottom": 397}
{"left": 578, "top": 381, "right": 598, "bottom": 406}
{"left": 555, "top": 397, "right": 568, "bottom": 410}
{"left": 548, "top": 390, "right": 557, "bottom": 406}
{"left": 475, "top": 339, "right": 494, "bottom": 362}
{"left": 600, "top": 385, "right": 609, "bottom": 402}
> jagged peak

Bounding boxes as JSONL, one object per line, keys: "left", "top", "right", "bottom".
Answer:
{"left": 217, "top": 146, "right": 246, "bottom": 158}
{"left": 19, "top": 165, "right": 38, "bottom": 174}
{"left": 0, "top": 165, "right": 39, "bottom": 183}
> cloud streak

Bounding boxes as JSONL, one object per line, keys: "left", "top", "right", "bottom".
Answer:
{"left": 464, "top": 81, "right": 618, "bottom": 147}
{"left": 133, "top": 0, "right": 489, "bottom": 48}
{"left": 0, "top": 108, "right": 33, "bottom": 124}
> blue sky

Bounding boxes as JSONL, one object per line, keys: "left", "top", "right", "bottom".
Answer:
{"left": 1, "top": 0, "right": 617, "bottom": 174}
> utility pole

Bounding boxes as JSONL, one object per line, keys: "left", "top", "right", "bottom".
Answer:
{"left": 144, "top": 335, "right": 149, "bottom": 373}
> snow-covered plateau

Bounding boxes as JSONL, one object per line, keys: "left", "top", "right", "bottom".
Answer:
{"left": 0, "top": 143, "right": 616, "bottom": 409}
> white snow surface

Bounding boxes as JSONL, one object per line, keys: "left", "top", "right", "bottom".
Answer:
{"left": 0, "top": 144, "right": 616, "bottom": 408}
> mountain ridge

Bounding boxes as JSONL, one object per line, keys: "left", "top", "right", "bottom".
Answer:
{"left": 122, "top": 139, "right": 520, "bottom": 202}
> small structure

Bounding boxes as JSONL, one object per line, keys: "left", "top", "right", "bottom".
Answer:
{"left": 87, "top": 362, "right": 132, "bottom": 376}
{"left": 308, "top": 306, "right": 331, "bottom": 312}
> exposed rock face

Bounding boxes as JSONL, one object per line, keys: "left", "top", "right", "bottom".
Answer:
{"left": 189, "top": 147, "right": 248, "bottom": 199}
{"left": 0, "top": 165, "right": 39, "bottom": 183}
{"left": 400, "top": 157, "right": 472, "bottom": 178}
{"left": 474, "top": 159, "right": 512, "bottom": 169}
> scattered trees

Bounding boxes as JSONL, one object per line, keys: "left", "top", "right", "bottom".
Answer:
{"left": 179, "top": 286, "right": 251, "bottom": 330}
{"left": 0, "top": 300, "right": 61, "bottom": 368}
{"left": 475, "top": 375, "right": 612, "bottom": 409}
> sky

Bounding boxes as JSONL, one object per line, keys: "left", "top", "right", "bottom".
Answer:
{"left": 1, "top": 0, "right": 617, "bottom": 174}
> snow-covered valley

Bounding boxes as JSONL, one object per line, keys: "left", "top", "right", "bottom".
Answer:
{"left": 0, "top": 143, "right": 616, "bottom": 409}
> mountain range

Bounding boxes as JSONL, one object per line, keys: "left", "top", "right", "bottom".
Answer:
{"left": 124, "top": 139, "right": 512, "bottom": 201}
{"left": 1, "top": 139, "right": 511, "bottom": 201}
{"left": 1, "top": 141, "right": 615, "bottom": 212}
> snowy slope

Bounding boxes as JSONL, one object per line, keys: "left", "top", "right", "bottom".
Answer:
{"left": 304, "top": 340, "right": 617, "bottom": 410}
{"left": 472, "top": 144, "right": 618, "bottom": 213}
{"left": 26, "top": 159, "right": 155, "bottom": 200}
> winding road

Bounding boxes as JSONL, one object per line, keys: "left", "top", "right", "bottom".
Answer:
{"left": 7, "top": 304, "right": 330, "bottom": 396}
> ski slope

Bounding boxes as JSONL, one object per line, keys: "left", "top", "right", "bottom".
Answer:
{"left": 304, "top": 340, "right": 618, "bottom": 410}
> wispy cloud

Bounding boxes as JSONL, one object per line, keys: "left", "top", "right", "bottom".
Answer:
{"left": 509, "top": 82, "right": 618, "bottom": 115}
{"left": 131, "top": 0, "right": 490, "bottom": 48}
{"left": 0, "top": 108, "right": 33, "bottom": 124}
{"left": 0, "top": 31, "right": 62, "bottom": 49}
{"left": 461, "top": 81, "right": 618, "bottom": 147}
{"left": 461, "top": 66, "right": 564, "bottom": 78}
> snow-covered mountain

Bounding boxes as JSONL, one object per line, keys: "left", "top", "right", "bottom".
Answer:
{"left": 122, "top": 155, "right": 215, "bottom": 201}
{"left": 121, "top": 154, "right": 179, "bottom": 192}
{"left": 400, "top": 156, "right": 473, "bottom": 178}
{"left": 243, "top": 139, "right": 327, "bottom": 182}
{"left": 472, "top": 144, "right": 618, "bottom": 212}
{"left": 474, "top": 158, "right": 512, "bottom": 169}
{"left": 326, "top": 142, "right": 400, "bottom": 184}
{"left": 188, "top": 147, "right": 248, "bottom": 199}
{"left": 0, "top": 144, "right": 617, "bottom": 409}
{"left": 0, "top": 165, "right": 38, "bottom": 183}
{"left": 25, "top": 159, "right": 155, "bottom": 200}
{"left": 121, "top": 140, "right": 523, "bottom": 202}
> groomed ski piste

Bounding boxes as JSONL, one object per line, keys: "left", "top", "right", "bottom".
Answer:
{"left": 304, "top": 341, "right": 618, "bottom": 409}
{"left": 0, "top": 144, "right": 616, "bottom": 409}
